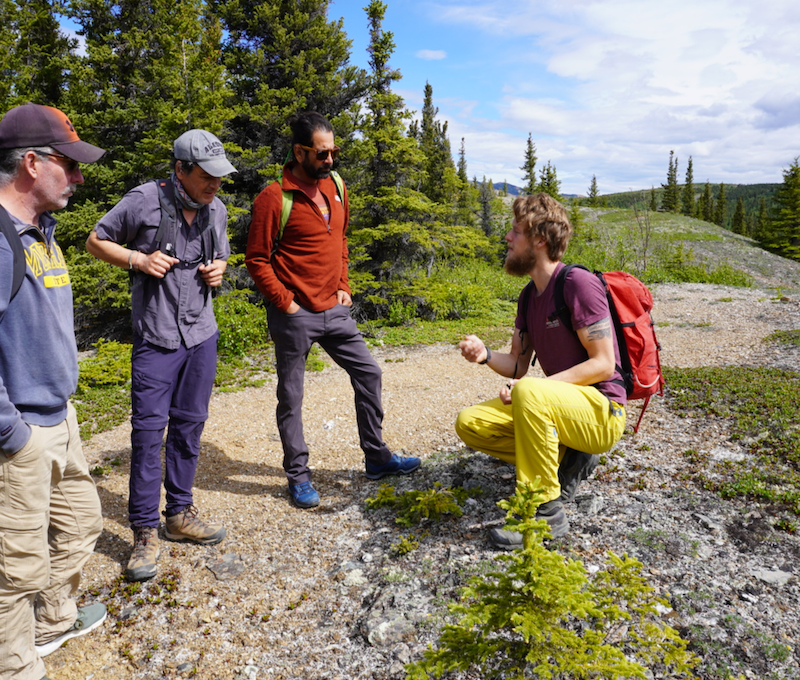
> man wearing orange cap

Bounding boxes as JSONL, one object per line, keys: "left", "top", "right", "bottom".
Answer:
{"left": 0, "top": 103, "right": 107, "bottom": 680}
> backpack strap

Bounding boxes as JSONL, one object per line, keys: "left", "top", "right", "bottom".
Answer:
{"left": 153, "top": 178, "right": 217, "bottom": 265}
{"left": 0, "top": 205, "right": 27, "bottom": 305}
{"left": 549, "top": 263, "right": 589, "bottom": 330}
{"left": 274, "top": 170, "right": 345, "bottom": 256}
{"left": 530, "top": 263, "right": 625, "bottom": 393}
{"left": 154, "top": 179, "right": 178, "bottom": 257}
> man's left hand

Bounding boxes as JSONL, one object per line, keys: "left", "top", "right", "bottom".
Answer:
{"left": 199, "top": 259, "right": 227, "bottom": 287}
{"left": 337, "top": 290, "right": 352, "bottom": 307}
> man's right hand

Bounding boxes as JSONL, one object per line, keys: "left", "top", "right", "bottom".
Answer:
{"left": 285, "top": 300, "right": 301, "bottom": 314}
{"left": 139, "top": 250, "right": 179, "bottom": 278}
{"left": 459, "top": 334, "right": 488, "bottom": 363}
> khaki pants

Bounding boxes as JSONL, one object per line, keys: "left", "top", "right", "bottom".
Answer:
{"left": 0, "top": 403, "right": 103, "bottom": 680}
{"left": 455, "top": 377, "right": 626, "bottom": 503}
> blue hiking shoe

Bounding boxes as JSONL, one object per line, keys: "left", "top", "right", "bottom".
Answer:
{"left": 365, "top": 453, "right": 421, "bottom": 480}
{"left": 288, "top": 481, "right": 320, "bottom": 508}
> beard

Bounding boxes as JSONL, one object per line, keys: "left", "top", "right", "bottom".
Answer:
{"left": 301, "top": 156, "right": 332, "bottom": 180}
{"left": 504, "top": 246, "right": 537, "bottom": 277}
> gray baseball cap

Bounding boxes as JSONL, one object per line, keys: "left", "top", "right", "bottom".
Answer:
{"left": 173, "top": 129, "right": 236, "bottom": 177}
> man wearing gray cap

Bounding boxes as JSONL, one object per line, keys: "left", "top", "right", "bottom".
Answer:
{"left": 0, "top": 103, "right": 106, "bottom": 680}
{"left": 86, "top": 129, "right": 235, "bottom": 582}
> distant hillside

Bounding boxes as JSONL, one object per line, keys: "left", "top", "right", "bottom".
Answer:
{"left": 484, "top": 181, "right": 578, "bottom": 199}
{"left": 602, "top": 183, "right": 780, "bottom": 230}
{"left": 577, "top": 206, "right": 800, "bottom": 291}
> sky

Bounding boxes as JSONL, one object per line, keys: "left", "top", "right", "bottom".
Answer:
{"left": 328, "top": 0, "right": 800, "bottom": 195}
{"left": 58, "top": 0, "right": 800, "bottom": 195}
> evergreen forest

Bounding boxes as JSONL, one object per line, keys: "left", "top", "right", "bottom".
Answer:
{"left": 3, "top": 0, "right": 800, "bottom": 352}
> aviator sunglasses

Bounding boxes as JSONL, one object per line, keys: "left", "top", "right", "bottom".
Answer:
{"left": 298, "top": 144, "right": 340, "bottom": 161}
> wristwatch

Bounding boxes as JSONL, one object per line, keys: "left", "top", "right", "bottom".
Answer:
{"left": 479, "top": 347, "right": 492, "bottom": 364}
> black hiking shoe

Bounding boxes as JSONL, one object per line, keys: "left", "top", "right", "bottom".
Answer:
{"left": 558, "top": 448, "right": 600, "bottom": 503}
{"left": 488, "top": 499, "right": 569, "bottom": 549}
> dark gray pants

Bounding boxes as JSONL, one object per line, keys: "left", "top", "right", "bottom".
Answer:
{"left": 267, "top": 303, "right": 392, "bottom": 484}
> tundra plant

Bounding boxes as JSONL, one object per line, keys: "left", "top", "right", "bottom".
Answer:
{"left": 405, "top": 480, "right": 699, "bottom": 680}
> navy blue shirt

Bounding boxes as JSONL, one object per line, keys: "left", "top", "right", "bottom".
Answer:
{"left": 0, "top": 210, "right": 77, "bottom": 454}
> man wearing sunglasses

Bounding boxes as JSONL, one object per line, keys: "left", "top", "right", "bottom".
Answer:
{"left": 0, "top": 103, "right": 107, "bottom": 680}
{"left": 246, "top": 111, "right": 420, "bottom": 509}
{"left": 86, "top": 130, "right": 236, "bottom": 582}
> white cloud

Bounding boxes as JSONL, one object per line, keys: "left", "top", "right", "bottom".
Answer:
{"left": 416, "top": 49, "right": 447, "bottom": 60}
{"left": 422, "top": 0, "right": 799, "bottom": 192}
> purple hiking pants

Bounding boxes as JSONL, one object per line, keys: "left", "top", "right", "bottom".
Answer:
{"left": 267, "top": 303, "right": 392, "bottom": 484}
{"left": 128, "top": 333, "right": 218, "bottom": 527}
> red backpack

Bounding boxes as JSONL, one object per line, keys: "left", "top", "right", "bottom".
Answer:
{"left": 523, "top": 265, "right": 665, "bottom": 432}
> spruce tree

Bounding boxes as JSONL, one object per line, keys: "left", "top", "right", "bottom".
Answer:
{"left": 345, "top": 0, "right": 493, "bottom": 312}
{"left": 587, "top": 175, "right": 599, "bottom": 207}
{"left": 753, "top": 197, "right": 768, "bottom": 243}
{"left": 697, "top": 182, "right": 714, "bottom": 223}
{"left": 731, "top": 197, "right": 746, "bottom": 235}
{"left": 0, "top": 0, "right": 75, "bottom": 109}
{"left": 765, "top": 158, "right": 800, "bottom": 260}
{"left": 520, "top": 134, "right": 538, "bottom": 194}
{"left": 649, "top": 186, "right": 657, "bottom": 212}
{"left": 681, "top": 156, "right": 695, "bottom": 216}
{"left": 715, "top": 183, "right": 727, "bottom": 228}
{"left": 457, "top": 137, "right": 468, "bottom": 184}
{"left": 455, "top": 137, "right": 477, "bottom": 227}
{"left": 66, "top": 0, "right": 233, "bottom": 198}
{"left": 538, "top": 161, "right": 561, "bottom": 200}
{"left": 418, "top": 81, "right": 458, "bottom": 206}
{"left": 661, "top": 150, "right": 680, "bottom": 213}
{"left": 214, "top": 0, "right": 368, "bottom": 199}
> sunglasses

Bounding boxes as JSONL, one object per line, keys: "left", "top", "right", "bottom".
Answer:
{"left": 36, "top": 151, "right": 80, "bottom": 173}
{"left": 298, "top": 144, "right": 340, "bottom": 161}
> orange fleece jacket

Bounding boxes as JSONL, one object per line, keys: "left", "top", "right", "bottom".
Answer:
{"left": 246, "top": 167, "right": 350, "bottom": 312}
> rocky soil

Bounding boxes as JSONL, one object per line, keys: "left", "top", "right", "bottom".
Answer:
{"left": 44, "top": 267, "right": 800, "bottom": 679}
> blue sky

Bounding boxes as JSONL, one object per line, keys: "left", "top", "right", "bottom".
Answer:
{"left": 60, "top": 0, "right": 800, "bottom": 195}
{"left": 330, "top": 0, "right": 800, "bottom": 195}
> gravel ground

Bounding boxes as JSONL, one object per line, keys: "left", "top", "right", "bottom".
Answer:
{"left": 42, "top": 278, "right": 800, "bottom": 680}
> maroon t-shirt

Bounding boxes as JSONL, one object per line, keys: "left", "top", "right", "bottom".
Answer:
{"left": 515, "top": 263, "right": 627, "bottom": 405}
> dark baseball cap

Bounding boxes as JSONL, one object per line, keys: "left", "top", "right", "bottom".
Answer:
{"left": 173, "top": 129, "right": 236, "bottom": 177}
{"left": 0, "top": 103, "right": 106, "bottom": 163}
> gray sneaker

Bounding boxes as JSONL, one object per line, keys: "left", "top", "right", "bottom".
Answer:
{"left": 558, "top": 448, "right": 600, "bottom": 503}
{"left": 488, "top": 499, "right": 569, "bottom": 550}
{"left": 35, "top": 602, "right": 107, "bottom": 657}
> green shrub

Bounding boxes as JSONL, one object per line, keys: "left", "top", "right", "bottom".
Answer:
{"left": 365, "top": 482, "right": 476, "bottom": 527}
{"left": 664, "top": 366, "right": 800, "bottom": 521}
{"left": 766, "top": 329, "right": 800, "bottom": 346}
{"left": 213, "top": 289, "right": 269, "bottom": 357}
{"left": 305, "top": 345, "right": 326, "bottom": 372}
{"left": 78, "top": 338, "right": 132, "bottom": 387}
{"left": 66, "top": 247, "right": 132, "bottom": 310}
{"left": 387, "top": 299, "right": 418, "bottom": 326}
{"left": 405, "top": 481, "right": 699, "bottom": 680}
{"left": 74, "top": 339, "right": 132, "bottom": 439}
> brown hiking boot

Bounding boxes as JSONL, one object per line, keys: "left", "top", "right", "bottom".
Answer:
{"left": 164, "top": 504, "right": 226, "bottom": 545}
{"left": 125, "top": 526, "right": 159, "bottom": 581}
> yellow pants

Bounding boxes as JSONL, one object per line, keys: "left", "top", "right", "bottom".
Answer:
{"left": 455, "top": 377, "right": 626, "bottom": 503}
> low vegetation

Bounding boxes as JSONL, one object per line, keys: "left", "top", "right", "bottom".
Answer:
{"left": 75, "top": 205, "right": 760, "bottom": 440}
{"left": 666, "top": 362, "right": 800, "bottom": 533}
{"left": 404, "top": 481, "right": 700, "bottom": 680}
